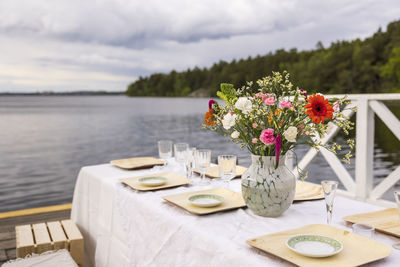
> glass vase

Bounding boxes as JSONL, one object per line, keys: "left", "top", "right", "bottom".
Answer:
{"left": 241, "top": 154, "right": 296, "bottom": 217}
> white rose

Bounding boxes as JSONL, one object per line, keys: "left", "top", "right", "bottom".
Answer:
{"left": 222, "top": 113, "right": 237, "bottom": 130}
{"left": 235, "top": 97, "right": 252, "bottom": 114}
{"left": 231, "top": 130, "right": 240, "bottom": 139}
{"left": 283, "top": 126, "right": 298, "bottom": 142}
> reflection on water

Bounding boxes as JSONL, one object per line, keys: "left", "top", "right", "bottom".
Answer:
{"left": 0, "top": 96, "right": 399, "bottom": 211}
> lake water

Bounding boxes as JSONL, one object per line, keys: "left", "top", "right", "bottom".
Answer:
{"left": 0, "top": 96, "right": 399, "bottom": 212}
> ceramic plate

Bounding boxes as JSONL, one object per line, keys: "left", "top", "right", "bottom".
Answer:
{"left": 188, "top": 194, "right": 224, "bottom": 208}
{"left": 286, "top": 235, "right": 343, "bottom": 258}
{"left": 138, "top": 176, "right": 167, "bottom": 187}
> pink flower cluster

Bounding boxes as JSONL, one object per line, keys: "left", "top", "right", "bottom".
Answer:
{"left": 279, "top": 100, "right": 293, "bottom": 108}
{"left": 260, "top": 128, "right": 275, "bottom": 145}
{"left": 255, "top": 92, "right": 277, "bottom": 106}
{"left": 264, "top": 97, "right": 276, "bottom": 106}
{"left": 254, "top": 92, "right": 269, "bottom": 99}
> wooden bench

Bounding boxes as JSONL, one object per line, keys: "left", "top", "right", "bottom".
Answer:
{"left": 15, "top": 220, "right": 84, "bottom": 266}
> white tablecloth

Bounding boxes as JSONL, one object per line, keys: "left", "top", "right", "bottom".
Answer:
{"left": 71, "top": 162, "right": 400, "bottom": 267}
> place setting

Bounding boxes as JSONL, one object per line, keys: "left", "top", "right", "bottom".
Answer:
{"left": 158, "top": 146, "right": 247, "bottom": 215}
{"left": 119, "top": 141, "right": 192, "bottom": 191}
{"left": 246, "top": 180, "right": 394, "bottom": 266}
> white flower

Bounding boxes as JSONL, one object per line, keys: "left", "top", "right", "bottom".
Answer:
{"left": 231, "top": 131, "right": 240, "bottom": 139}
{"left": 235, "top": 97, "right": 252, "bottom": 114}
{"left": 283, "top": 126, "right": 298, "bottom": 142}
{"left": 222, "top": 113, "right": 237, "bottom": 130}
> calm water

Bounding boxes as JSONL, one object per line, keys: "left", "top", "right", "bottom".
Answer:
{"left": 0, "top": 96, "right": 399, "bottom": 212}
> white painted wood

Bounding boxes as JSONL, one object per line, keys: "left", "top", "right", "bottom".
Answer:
{"left": 355, "top": 99, "right": 375, "bottom": 200}
{"left": 292, "top": 148, "right": 319, "bottom": 179}
{"left": 326, "top": 93, "right": 400, "bottom": 101}
{"left": 370, "top": 165, "right": 400, "bottom": 199}
{"left": 369, "top": 100, "right": 400, "bottom": 141}
{"left": 285, "top": 150, "right": 294, "bottom": 170}
{"left": 320, "top": 148, "right": 356, "bottom": 193}
{"left": 289, "top": 94, "right": 400, "bottom": 204}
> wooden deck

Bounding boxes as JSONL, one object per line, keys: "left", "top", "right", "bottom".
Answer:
{"left": 0, "top": 205, "right": 71, "bottom": 264}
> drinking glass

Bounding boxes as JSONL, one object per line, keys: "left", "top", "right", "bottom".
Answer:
{"left": 185, "top": 147, "right": 196, "bottom": 179}
{"left": 352, "top": 223, "right": 375, "bottom": 239}
{"left": 174, "top": 143, "right": 189, "bottom": 165}
{"left": 218, "top": 155, "right": 236, "bottom": 189}
{"left": 393, "top": 190, "right": 400, "bottom": 250}
{"left": 321, "top": 180, "right": 338, "bottom": 225}
{"left": 195, "top": 149, "right": 211, "bottom": 186}
{"left": 158, "top": 140, "right": 173, "bottom": 165}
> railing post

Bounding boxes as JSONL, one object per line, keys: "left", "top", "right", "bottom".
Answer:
{"left": 355, "top": 99, "right": 375, "bottom": 200}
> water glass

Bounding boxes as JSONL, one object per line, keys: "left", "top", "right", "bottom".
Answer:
{"left": 185, "top": 147, "right": 196, "bottom": 179}
{"left": 158, "top": 140, "right": 173, "bottom": 164}
{"left": 174, "top": 143, "right": 189, "bottom": 164}
{"left": 218, "top": 155, "right": 236, "bottom": 189}
{"left": 195, "top": 149, "right": 211, "bottom": 186}
{"left": 352, "top": 223, "right": 375, "bottom": 239}
{"left": 321, "top": 180, "right": 338, "bottom": 225}
{"left": 393, "top": 190, "right": 400, "bottom": 250}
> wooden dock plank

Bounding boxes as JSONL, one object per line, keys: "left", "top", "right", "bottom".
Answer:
{"left": 47, "top": 221, "right": 67, "bottom": 250}
{"left": 0, "top": 204, "right": 72, "bottom": 220}
{"left": 61, "top": 219, "right": 84, "bottom": 266}
{"left": 0, "top": 209, "right": 70, "bottom": 263}
{"left": 0, "top": 249, "right": 7, "bottom": 262}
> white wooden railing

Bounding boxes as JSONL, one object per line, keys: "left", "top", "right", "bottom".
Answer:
{"left": 290, "top": 94, "right": 400, "bottom": 207}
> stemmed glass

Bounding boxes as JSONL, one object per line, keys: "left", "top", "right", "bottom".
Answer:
{"left": 174, "top": 143, "right": 189, "bottom": 169}
{"left": 393, "top": 190, "right": 400, "bottom": 250}
{"left": 185, "top": 147, "right": 196, "bottom": 179}
{"left": 158, "top": 140, "right": 173, "bottom": 165}
{"left": 218, "top": 155, "right": 236, "bottom": 189}
{"left": 321, "top": 180, "right": 338, "bottom": 225}
{"left": 195, "top": 149, "right": 211, "bottom": 186}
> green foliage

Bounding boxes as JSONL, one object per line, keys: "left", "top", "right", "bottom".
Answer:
{"left": 126, "top": 20, "right": 400, "bottom": 97}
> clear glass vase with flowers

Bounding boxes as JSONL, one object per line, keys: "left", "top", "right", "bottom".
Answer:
{"left": 204, "top": 71, "right": 355, "bottom": 217}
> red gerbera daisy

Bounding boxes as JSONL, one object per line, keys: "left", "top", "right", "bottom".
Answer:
{"left": 305, "top": 94, "right": 333, "bottom": 124}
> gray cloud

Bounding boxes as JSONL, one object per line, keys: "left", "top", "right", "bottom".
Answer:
{"left": 0, "top": 0, "right": 399, "bottom": 92}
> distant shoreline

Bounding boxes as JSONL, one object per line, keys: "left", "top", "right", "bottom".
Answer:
{"left": 0, "top": 91, "right": 125, "bottom": 96}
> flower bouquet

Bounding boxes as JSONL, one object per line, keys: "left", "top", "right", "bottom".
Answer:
{"left": 204, "top": 71, "right": 354, "bottom": 217}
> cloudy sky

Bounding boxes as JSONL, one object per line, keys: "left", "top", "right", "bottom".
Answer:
{"left": 0, "top": 0, "right": 399, "bottom": 92}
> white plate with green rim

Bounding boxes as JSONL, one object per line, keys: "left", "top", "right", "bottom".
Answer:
{"left": 138, "top": 176, "right": 167, "bottom": 187}
{"left": 286, "top": 235, "right": 343, "bottom": 258}
{"left": 188, "top": 194, "right": 224, "bottom": 208}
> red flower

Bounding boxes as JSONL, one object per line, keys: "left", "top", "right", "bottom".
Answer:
{"left": 305, "top": 94, "right": 333, "bottom": 124}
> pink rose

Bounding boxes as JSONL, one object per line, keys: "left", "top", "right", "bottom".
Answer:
{"left": 252, "top": 138, "right": 258, "bottom": 143}
{"left": 280, "top": 100, "right": 293, "bottom": 108}
{"left": 252, "top": 123, "right": 258, "bottom": 128}
{"left": 260, "top": 128, "right": 275, "bottom": 145}
{"left": 263, "top": 97, "right": 276, "bottom": 106}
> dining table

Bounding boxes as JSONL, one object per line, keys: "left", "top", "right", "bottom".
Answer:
{"left": 71, "top": 160, "right": 400, "bottom": 267}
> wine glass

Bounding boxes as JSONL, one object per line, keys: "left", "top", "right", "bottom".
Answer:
{"left": 174, "top": 143, "right": 189, "bottom": 169}
{"left": 158, "top": 140, "right": 172, "bottom": 165}
{"left": 321, "top": 180, "right": 338, "bottom": 225}
{"left": 218, "top": 155, "right": 236, "bottom": 189}
{"left": 195, "top": 149, "right": 211, "bottom": 186}
{"left": 393, "top": 190, "right": 400, "bottom": 250}
{"left": 185, "top": 147, "right": 196, "bottom": 179}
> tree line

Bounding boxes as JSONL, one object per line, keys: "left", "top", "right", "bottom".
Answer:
{"left": 126, "top": 20, "right": 400, "bottom": 97}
